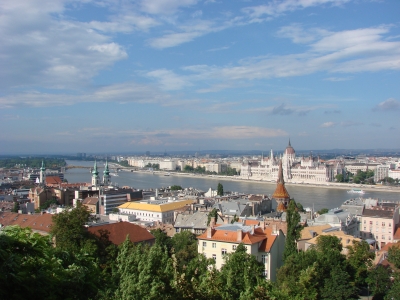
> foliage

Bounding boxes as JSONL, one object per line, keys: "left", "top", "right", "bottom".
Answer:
{"left": 112, "top": 208, "right": 120, "bottom": 213}
{"left": 278, "top": 235, "right": 358, "bottom": 300}
{"left": 50, "top": 202, "right": 97, "bottom": 252}
{"left": 146, "top": 163, "right": 160, "bottom": 170}
{"left": 219, "top": 167, "right": 238, "bottom": 176}
{"left": 218, "top": 243, "right": 265, "bottom": 300}
{"left": 347, "top": 240, "right": 375, "bottom": 288}
{"left": 317, "top": 208, "right": 329, "bottom": 215}
{"left": 150, "top": 228, "right": 173, "bottom": 252}
{"left": 351, "top": 170, "right": 374, "bottom": 184}
{"left": 0, "top": 157, "right": 66, "bottom": 169}
{"left": 11, "top": 201, "right": 19, "bottom": 212}
{"left": 283, "top": 199, "right": 302, "bottom": 261}
{"left": 366, "top": 265, "right": 391, "bottom": 299}
{"left": 335, "top": 174, "right": 345, "bottom": 182}
{"left": 0, "top": 226, "right": 102, "bottom": 300}
{"left": 231, "top": 214, "right": 239, "bottom": 224}
{"left": 170, "top": 185, "right": 183, "bottom": 191}
{"left": 207, "top": 208, "right": 218, "bottom": 226}
{"left": 217, "top": 183, "right": 224, "bottom": 196}
{"left": 39, "top": 197, "right": 59, "bottom": 210}
{"left": 118, "top": 160, "right": 130, "bottom": 167}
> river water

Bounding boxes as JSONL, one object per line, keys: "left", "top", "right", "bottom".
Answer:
{"left": 64, "top": 160, "right": 400, "bottom": 211}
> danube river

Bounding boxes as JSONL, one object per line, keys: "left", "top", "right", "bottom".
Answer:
{"left": 64, "top": 160, "right": 400, "bottom": 211}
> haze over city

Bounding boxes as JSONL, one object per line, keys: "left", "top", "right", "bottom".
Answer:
{"left": 1, "top": 0, "right": 400, "bottom": 154}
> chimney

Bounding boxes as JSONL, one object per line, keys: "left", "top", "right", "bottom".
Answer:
{"left": 237, "top": 229, "right": 242, "bottom": 242}
{"left": 272, "top": 224, "right": 277, "bottom": 235}
{"left": 207, "top": 227, "right": 213, "bottom": 238}
{"left": 251, "top": 225, "right": 255, "bottom": 235}
{"left": 210, "top": 219, "right": 216, "bottom": 228}
{"left": 262, "top": 220, "right": 266, "bottom": 230}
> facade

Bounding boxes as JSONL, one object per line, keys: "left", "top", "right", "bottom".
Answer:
{"left": 118, "top": 199, "right": 194, "bottom": 224}
{"left": 197, "top": 222, "right": 285, "bottom": 281}
{"left": 99, "top": 189, "right": 134, "bottom": 215}
{"left": 174, "top": 211, "right": 224, "bottom": 234}
{"left": 360, "top": 203, "right": 400, "bottom": 249}
{"left": 240, "top": 141, "right": 345, "bottom": 183}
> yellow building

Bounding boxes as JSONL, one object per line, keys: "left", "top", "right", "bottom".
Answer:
{"left": 118, "top": 199, "right": 194, "bottom": 224}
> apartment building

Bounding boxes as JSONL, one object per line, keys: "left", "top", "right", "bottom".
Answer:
{"left": 360, "top": 203, "right": 400, "bottom": 249}
{"left": 197, "top": 222, "right": 285, "bottom": 281}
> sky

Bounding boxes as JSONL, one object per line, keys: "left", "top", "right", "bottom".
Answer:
{"left": 1, "top": 0, "right": 400, "bottom": 154}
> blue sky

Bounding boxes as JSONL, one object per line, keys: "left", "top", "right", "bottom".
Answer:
{"left": 1, "top": 0, "right": 400, "bottom": 154}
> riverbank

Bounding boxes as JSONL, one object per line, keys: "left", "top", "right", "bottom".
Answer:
{"left": 118, "top": 167, "right": 400, "bottom": 194}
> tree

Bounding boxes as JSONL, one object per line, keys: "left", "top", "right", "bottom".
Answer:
{"left": 217, "top": 183, "right": 224, "bottom": 196}
{"left": 335, "top": 174, "right": 344, "bottom": 182}
{"left": 317, "top": 208, "right": 329, "bottom": 215}
{"left": 283, "top": 199, "right": 302, "bottom": 261}
{"left": 207, "top": 208, "right": 218, "bottom": 226}
{"left": 11, "top": 201, "right": 19, "bottom": 213}
{"left": 347, "top": 240, "right": 375, "bottom": 288}
{"left": 170, "top": 185, "right": 183, "bottom": 191}
{"left": 366, "top": 265, "right": 391, "bottom": 299}
{"left": 50, "top": 202, "right": 97, "bottom": 252}
{"left": 218, "top": 243, "right": 264, "bottom": 300}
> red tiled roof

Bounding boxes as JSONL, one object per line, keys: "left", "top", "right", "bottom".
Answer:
{"left": 272, "top": 183, "right": 290, "bottom": 199}
{"left": 0, "top": 212, "right": 53, "bottom": 233}
{"left": 393, "top": 227, "right": 400, "bottom": 240}
{"left": 197, "top": 226, "right": 277, "bottom": 252}
{"left": 380, "top": 242, "right": 400, "bottom": 252}
{"left": 87, "top": 222, "right": 155, "bottom": 245}
{"left": 45, "top": 176, "right": 62, "bottom": 185}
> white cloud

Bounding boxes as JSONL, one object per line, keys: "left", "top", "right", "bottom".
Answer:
{"left": 243, "top": 0, "right": 350, "bottom": 20}
{"left": 321, "top": 122, "right": 335, "bottom": 127}
{"left": 373, "top": 98, "right": 400, "bottom": 111}
{"left": 146, "top": 69, "right": 191, "bottom": 90}
{"left": 139, "top": 0, "right": 198, "bottom": 15}
{"left": 0, "top": 0, "right": 127, "bottom": 90}
{"left": 277, "top": 24, "right": 328, "bottom": 44}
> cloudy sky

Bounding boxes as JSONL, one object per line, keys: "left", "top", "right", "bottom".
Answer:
{"left": 1, "top": 0, "right": 399, "bottom": 154}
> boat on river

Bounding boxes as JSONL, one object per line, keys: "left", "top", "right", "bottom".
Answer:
{"left": 347, "top": 189, "right": 365, "bottom": 194}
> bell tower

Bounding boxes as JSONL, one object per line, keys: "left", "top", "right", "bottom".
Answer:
{"left": 103, "top": 160, "right": 111, "bottom": 186}
{"left": 92, "top": 160, "right": 100, "bottom": 187}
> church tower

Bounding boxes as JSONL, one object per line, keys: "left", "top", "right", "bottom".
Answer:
{"left": 103, "top": 160, "right": 111, "bottom": 186}
{"left": 92, "top": 160, "right": 100, "bottom": 187}
{"left": 39, "top": 160, "right": 46, "bottom": 184}
{"left": 272, "top": 159, "right": 291, "bottom": 212}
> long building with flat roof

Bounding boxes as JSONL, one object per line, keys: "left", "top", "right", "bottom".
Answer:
{"left": 118, "top": 199, "right": 194, "bottom": 224}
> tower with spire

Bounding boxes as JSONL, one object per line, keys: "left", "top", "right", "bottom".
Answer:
{"left": 272, "top": 159, "right": 291, "bottom": 212}
{"left": 92, "top": 160, "right": 100, "bottom": 187}
{"left": 103, "top": 160, "right": 111, "bottom": 186}
{"left": 39, "top": 160, "right": 46, "bottom": 184}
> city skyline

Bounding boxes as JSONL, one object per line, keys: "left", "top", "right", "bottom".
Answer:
{"left": 1, "top": 0, "right": 400, "bottom": 154}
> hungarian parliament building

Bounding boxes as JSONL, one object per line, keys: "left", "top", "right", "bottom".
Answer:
{"left": 240, "top": 141, "right": 346, "bottom": 183}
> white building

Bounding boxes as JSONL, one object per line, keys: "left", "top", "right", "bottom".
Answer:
{"left": 159, "top": 160, "right": 177, "bottom": 171}
{"left": 240, "top": 141, "right": 345, "bottom": 183}
{"left": 197, "top": 222, "right": 285, "bottom": 281}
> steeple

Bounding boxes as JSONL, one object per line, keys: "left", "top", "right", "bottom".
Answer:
{"left": 103, "top": 160, "right": 111, "bottom": 185}
{"left": 39, "top": 160, "right": 46, "bottom": 184}
{"left": 288, "top": 138, "right": 291, "bottom": 147}
{"left": 272, "top": 159, "right": 291, "bottom": 212}
{"left": 92, "top": 160, "right": 99, "bottom": 187}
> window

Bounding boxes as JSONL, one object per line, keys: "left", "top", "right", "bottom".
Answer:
{"left": 176, "top": 228, "right": 180, "bottom": 233}
{"left": 202, "top": 242, "right": 207, "bottom": 247}
{"left": 212, "top": 243, "right": 216, "bottom": 248}
{"left": 389, "top": 223, "right": 392, "bottom": 227}
{"left": 232, "top": 245, "right": 237, "bottom": 250}
{"left": 369, "top": 221, "right": 373, "bottom": 225}
{"left": 262, "top": 269, "right": 268, "bottom": 277}
{"left": 363, "top": 220, "right": 366, "bottom": 224}
{"left": 261, "top": 254, "right": 268, "bottom": 264}
{"left": 221, "top": 248, "right": 227, "bottom": 255}
{"left": 363, "top": 227, "right": 366, "bottom": 231}
{"left": 382, "top": 222, "right": 386, "bottom": 227}
{"left": 212, "top": 254, "right": 216, "bottom": 261}
{"left": 382, "top": 235, "right": 385, "bottom": 240}
{"left": 376, "top": 221, "right": 378, "bottom": 225}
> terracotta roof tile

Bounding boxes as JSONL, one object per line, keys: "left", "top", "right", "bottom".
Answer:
{"left": 82, "top": 197, "right": 99, "bottom": 205}
{"left": 0, "top": 212, "right": 53, "bottom": 233}
{"left": 87, "top": 222, "right": 155, "bottom": 245}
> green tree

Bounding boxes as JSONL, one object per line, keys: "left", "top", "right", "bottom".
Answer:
{"left": 170, "top": 185, "right": 183, "bottom": 191}
{"left": 283, "top": 199, "right": 302, "bottom": 261}
{"left": 150, "top": 228, "right": 173, "bottom": 252}
{"left": 207, "top": 208, "right": 218, "bottom": 226}
{"left": 11, "top": 201, "right": 19, "bottom": 212}
{"left": 366, "top": 265, "right": 391, "bottom": 299}
{"left": 317, "top": 208, "right": 329, "bottom": 215}
{"left": 217, "top": 183, "right": 224, "bottom": 196}
{"left": 335, "top": 174, "right": 344, "bottom": 182}
{"left": 218, "top": 243, "right": 264, "bottom": 300}
{"left": 347, "top": 240, "right": 375, "bottom": 288}
{"left": 171, "top": 231, "right": 198, "bottom": 269}
{"left": 50, "top": 202, "right": 97, "bottom": 252}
